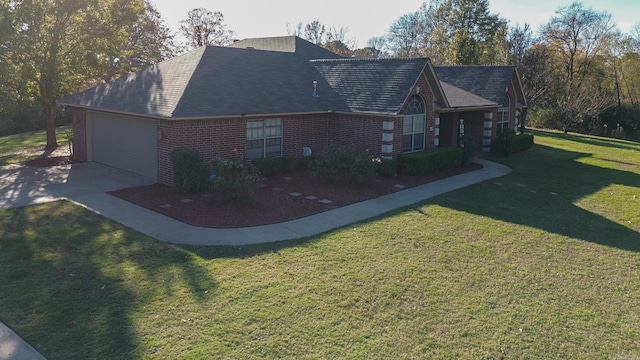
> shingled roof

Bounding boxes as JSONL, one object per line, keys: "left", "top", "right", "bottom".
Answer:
{"left": 312, "top": 58, "right": 431, "bottom": 114}
{"left": 58, "top": 36, "right": 524, "bottom": 119}
{"left": 434, "top": 66, "right": 515, "bottom": 104}
{"left": 58, "top": 40, "right": 435, "bottom": 118}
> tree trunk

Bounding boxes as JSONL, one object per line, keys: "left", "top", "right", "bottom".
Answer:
{"left": 43, "top": 99, "right": 58, "bottom": 151}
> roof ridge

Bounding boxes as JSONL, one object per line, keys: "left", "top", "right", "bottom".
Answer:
{"left": 310, "top": 57, "right": 430, "bottom": 63}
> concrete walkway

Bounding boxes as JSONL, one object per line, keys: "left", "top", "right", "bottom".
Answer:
{"left": 0, "top": 158, "right": 511, "bottom": 360}
{"left": 1, "top": 159, "right": 511, "bottom": 246}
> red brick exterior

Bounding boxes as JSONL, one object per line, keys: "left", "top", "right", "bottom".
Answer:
{"left": 70, "top": 70, "right": 522, "bottom": 186}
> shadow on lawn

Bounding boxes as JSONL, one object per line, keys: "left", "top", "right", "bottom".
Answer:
{"left": 431, "top": 140, "right": 640, "bottom": 252}
{"left": 0, "top": 201, "right": 217, "bottom": 359}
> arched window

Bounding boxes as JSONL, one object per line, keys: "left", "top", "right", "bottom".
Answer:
{"left": 497, "top": 94, "right": 510, "bottom": 130}
{"left": 402, "top": 95, "right": 426, "bottom": 153}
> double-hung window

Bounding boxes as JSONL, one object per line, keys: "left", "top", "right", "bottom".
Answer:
{"left": 402, "top": 95, "right": 426, "bottom": 153}
{"left": 246, "top": 118, "right": 282, "bottom": 159}
{"left": 497, "top": 94, "right": 510, "bottom": 130}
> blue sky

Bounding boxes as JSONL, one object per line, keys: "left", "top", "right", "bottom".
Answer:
{"left": 153, "top": 0, "right": 640, "bottom": 47}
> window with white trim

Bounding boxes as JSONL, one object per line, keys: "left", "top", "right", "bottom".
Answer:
{"left": 402, "top": 95, "right": 426, "bottom": 153}
{"left": 497, "top": 94, "right": 510, "bottom": 130}
{"left": 246, "top": 118, "right": 282, "bottom": 159}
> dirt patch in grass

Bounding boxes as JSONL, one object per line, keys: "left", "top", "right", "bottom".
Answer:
{"left": 109, "top": 163, "right": 482, "bottom": 228}
{"left": 26, "top": 155, "right": 78, "bottom": 167}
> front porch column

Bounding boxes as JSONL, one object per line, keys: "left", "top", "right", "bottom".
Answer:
{"left": 482, "top": 112, "right": 493, "bottom": 152}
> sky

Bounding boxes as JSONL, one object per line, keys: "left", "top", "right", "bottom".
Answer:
{"left": 153, "top": 0, "right": 640, "bottom": 48}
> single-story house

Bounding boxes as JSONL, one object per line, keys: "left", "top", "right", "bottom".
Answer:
{"left": 58, "top": 35, "right": 526, "bottom": 184}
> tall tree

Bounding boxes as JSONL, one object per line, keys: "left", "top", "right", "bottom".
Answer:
{"left": 384, "top": 0, "right": 509, "bottom": 64}
{"left": 179, "top": 8, "right": 234, "bottom": 50}
{"left": 303, "top": 19, "right": 326, "bottom": 44}
{"left": 5, "top": 0, "right": 142, "bottom": 150}
{"left": 540, "top": 1, "right": 615, "bottom": 132}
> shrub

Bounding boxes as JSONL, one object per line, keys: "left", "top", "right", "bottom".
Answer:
{"left": 313, "top": 146, "right": 377, "bottom": 186}
{"left": 296, "top": 156, "right": 315, "bottom": 171}
{"left": 251, "top": 157, "right": 281, "bottom": 177}
{"left": 170, "top": 149, "right": 207, "bottom": 193}
{"left": 491, "top": 130, "right": 534, "bottom": 157}
{"left": 375, "top": 158, "right": 397, "bottom": 178}
{"left": 399, "top": 147, "right": 463, "bottom": 175}
{"left": 251, "top": 156, "right": 296, "bottom": 177}
{"left": 491, "top": 129, "right": 516, "bottom": 157}
{"left": 281, "top": 156, "right": 296, "bottom": 173}
{"left": 512, "top": 133, "right": 534, "bottom": 152}
{"left": 209, "top": 159, "right": 264, "bottom": 204}
{"left": 460, "top": 134, "right": 476, "bottom": 166}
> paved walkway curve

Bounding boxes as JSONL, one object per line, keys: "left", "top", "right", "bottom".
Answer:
{"left": 2, "top": 158, "right": 511, "bottom": 246}
{"left": 0, "top": 158, "right": 510, "bottom": 359}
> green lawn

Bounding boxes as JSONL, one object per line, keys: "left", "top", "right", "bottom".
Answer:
{"left": 0, "top": 126, "right": 71, "bottom": 166}
{"left": 1, "top": 130, "right": 639, "bottom": 359}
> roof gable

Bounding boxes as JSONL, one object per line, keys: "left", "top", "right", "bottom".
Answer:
{"left": 434, "top": 66, "right": 515, "bottom": 104}
{"left": 312, "top": 58, "right": 432, "bottom": 115}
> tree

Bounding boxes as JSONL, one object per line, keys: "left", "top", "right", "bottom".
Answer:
{"left": 179, "top": 8, "right": 234, "bottom": 50}
{"left": 508, "top": 23, "right": 533, "bottom": 68}
{"left": 540, "top": 1, "right": 616, "bottom": 132}
{"left": 384, "top": 0, "right": 509, "bottom": 64}
{"left": 4, "top": 0, "right": 142, "bottom": 150}
{"left": 304, "top": 19, "right": 326, "bottom": 44}
{"left": 123, "top": 0, "right": 176, "bottom": 73}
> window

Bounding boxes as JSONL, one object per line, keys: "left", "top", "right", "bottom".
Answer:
{"left": 402, "top": 95, "right": 426, "bottom": 153}
{"left": 246, "top": 118, "right": 282, "bottom": 159}
{"left": 497, "top": 94, "right": 510, "bottom": 130}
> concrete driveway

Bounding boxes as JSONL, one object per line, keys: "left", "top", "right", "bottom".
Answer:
{"left": 0, "top": 162, "right": 153, "bottom": 210}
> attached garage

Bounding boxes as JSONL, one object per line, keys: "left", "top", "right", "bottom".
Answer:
{"left": 88, "top": 111, "right": 158, "bottom": 181}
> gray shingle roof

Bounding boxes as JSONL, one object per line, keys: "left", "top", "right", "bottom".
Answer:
{"left": 58, "top": 40, "right": 431, "bottom": 118}
{"left": 312, "top": 58, "right": 430, "bottom": 114}
{"left": 440, "top": 81, "right": 496, "bottom": 108}
{"left": 58, "top": 37, "right": 518, "bottom": 119}
{"left": 434, "top": 66, "right": 515, "bottom": 103}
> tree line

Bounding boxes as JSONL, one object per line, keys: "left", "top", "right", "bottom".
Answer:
{"left": 293, "top": 1, "right": 640, "bottom": 141}
{"left": 1, "top": 0, "right": 639, "bottom": 150}
{"left": 0, "top": 0, "right": 231, "bottom": 148}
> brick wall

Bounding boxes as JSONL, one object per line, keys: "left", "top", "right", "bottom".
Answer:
{"left": 71, "top": 107, "right": 87, "bottom": 162}
{"left": 283, "top": 114, "right": 330, "bottom": 157}
{"left": 157, "top": 117, "right": 246, "bottom": 185}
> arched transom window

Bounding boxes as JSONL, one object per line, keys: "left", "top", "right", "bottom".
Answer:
{"left": 402, "top": 95, "right": 426, "bottom": 153}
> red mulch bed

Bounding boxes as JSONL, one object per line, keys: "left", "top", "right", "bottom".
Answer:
{"left": 109, "top": 163, "right": 482, "bottom": 228}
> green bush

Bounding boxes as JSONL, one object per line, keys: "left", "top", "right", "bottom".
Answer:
{"left": 460, "top": 134, "right": 476, "bottom": 166}
{"left": 251, "top": 157, "right": 281, "bottom": 177}
{"left": 491, "top": 129, "right": 516, "bottom": 157}
{"left": 251, "top": 156, "right": 296, "bottom": 177}
{"left": 512, "top": 133, "right": 534, "bottom": 152}
{"left": 375, "top": 158, "right": 397, "bottom": 177}
{"left": 313, "top": 146, "right": 377, "bottom": 186}
{"left": 281, "top": 156, "right": 295, "bottom": 173}
{"left": 399, "top": 147, "right": 463, "bottom": 175}
{"left": 491, "top": 130, "right": 534, "bottom": 157}
{"left": 296, "top": 156, "right": 315, "bottom": 171}
{"left": 170, "top": 149, "right": 207, "bottom": 193}
{"left": 210, "top": 159, "right": 264, "bottom": 204}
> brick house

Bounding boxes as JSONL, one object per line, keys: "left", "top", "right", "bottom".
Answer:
{"left": 58, "top": 36, "right": 526, "bottom": 184}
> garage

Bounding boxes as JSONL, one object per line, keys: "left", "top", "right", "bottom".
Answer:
{"left": 89, "top": 111, "right": 158, "bottom": 181}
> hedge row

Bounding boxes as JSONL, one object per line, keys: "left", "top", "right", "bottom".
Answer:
{"left": 399, "top": 147, "right": 463, "bottom": 176}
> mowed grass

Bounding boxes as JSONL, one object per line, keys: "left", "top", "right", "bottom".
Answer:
{"left": 0, "top": 126, "right": 71, "bottom": 166}
{"left": 1, "top": 130, "right": 639, "bottom": 359}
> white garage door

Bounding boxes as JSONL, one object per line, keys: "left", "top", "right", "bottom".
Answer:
{"left": 90, "top": 112, "right": 158, "bottom": 181}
